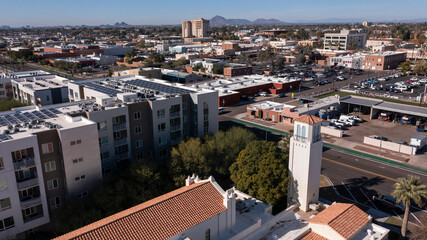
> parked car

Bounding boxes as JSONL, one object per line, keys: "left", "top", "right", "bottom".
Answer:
{"left": 218, "top": 107, "right": 225, "bottom": 114}
{"left": 372, "top": 194, "right": 405, "bottom": 211}
{"left": 378, "top": 77, "right": 387, "bottom": 81}
{"left": 259, "top": 92, "right": 268, "bottom": 97}
{"left": 369, "top": 135, "right": 389, "bottom": 141}
{"left": 349, "top": 115, "right": 363, "bottom": 122}
{"left": 410, "top": 77, "right": 419, "bottom": 81}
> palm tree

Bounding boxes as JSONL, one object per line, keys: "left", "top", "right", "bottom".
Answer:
{"left": 392, "top": 175, "right": 427, "bottom": 238}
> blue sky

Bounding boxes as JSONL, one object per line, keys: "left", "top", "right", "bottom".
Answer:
{"left": 1, "top": 0, "right": 426, "bottom": 26}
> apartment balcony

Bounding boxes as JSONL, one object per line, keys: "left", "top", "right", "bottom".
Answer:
{"left": 20, "top": 196, "right": 42, "bottom": 209}
{"left": 170, "top": 112, "right": 180, "bottom": 119}
{"left": 115, "top": 153, "right": 129, "bottom": 161}
{"left": 171, "top": 138, "right": 182, "bottom": 146}
{"left": 23, "top": 212, "right": 44, "bottom": 223}
{"left": 170, "top": 125, "right": 181, "bottom": 132}
{"left": 114, "top": 138, "right": 128, "bottom": 146}
{"left": 13, "top": 157, "right": 36, "bottom": 171}
{"left": 112, "top": 123, "right": 126, "bottom": 132}
{"left": 17, "top": 178, "right": 39, "bottom": 190}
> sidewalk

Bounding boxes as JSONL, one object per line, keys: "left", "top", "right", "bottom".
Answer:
{"left": 234, "top": 114, "right": 427, "bottom": 174}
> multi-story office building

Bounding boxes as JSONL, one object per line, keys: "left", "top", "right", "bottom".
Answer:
{"left": 182, "top": 18, "right": 210, "bottom": 38}
{"left": 67, "top": 75, "right": 218, "bottom": 164}
{"left": 361, "top": 51, "right": 407, "bottom": 71}
{"left": 0, "top": 109, "right": 102, "bottom": 239}
{"left": 11, "top": 73, "right": 70, "bottom": 106}
{"left": 324, "top": 29, "right": 367, "bottom": 50}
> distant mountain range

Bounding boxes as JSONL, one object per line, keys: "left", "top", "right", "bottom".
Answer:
{"left": 210, "top": 15, "right": 288, "bottom": 26}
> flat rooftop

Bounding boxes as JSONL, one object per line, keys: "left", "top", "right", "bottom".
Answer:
{"left": 0, "top": 114, "right": 94, "bottom": 141}
{"left": 12, "top": 74, "right": 69, "bottom": 90}
{"left": 70, "top": 75, "right": 200, "bottom": 98}
{"left": 249, "top": 101, "right": 296, "bottom": 112}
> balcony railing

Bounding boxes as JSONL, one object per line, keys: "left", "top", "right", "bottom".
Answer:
{"left": 17, "top": 178, "right": 39, "bottom": 190}
{"left": 20, "top": 196, "right": 42, "bottom": 209}
{"left": 112, "top": 123, "right": 126, "bottom": 131}
{"left": 170, "top": 111, "right": 180, "bottom": 118}
{"left": 13, "top": 157, "right": 35, "bottom": 171}
{"left": 114, "top": 138, "right": 127, "bottom": 146}
{"left": 170, "top": 125, "right": 181, "bottom": 132}
{"left": 115, "top": 153, "right": 129, "bottom": 161}
{"left": 23, "top": 212, "right": 44, "bottom": 223}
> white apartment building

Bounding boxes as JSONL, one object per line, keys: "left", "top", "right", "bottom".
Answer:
{"left": 0, "top": 71, "right": 52, "bottom": 99}
{"left": 324, "top": 29, "right": 367, "bottom": 50}
{"left": 329, "top": 54, "right": 363, "bottom": 69}
{"left": 11, "top": 73, "right": 70, "bottom": 106}
{"left": 0, "top": 111, "right": 102, "bottom": 238}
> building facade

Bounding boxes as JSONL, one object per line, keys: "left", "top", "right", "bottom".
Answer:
{"left": 182, "top": 18, "right": 210, "bottom": 38}
{"left": 324, "top": 29, "right": 367, "bottom": 50}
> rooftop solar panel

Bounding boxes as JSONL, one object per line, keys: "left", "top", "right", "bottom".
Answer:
{"left": 13, "top": 114, "right": 28, "bottom": 123}
{"left": 126, "top": 79, "right": 193, "bottom": 95}
{"left": 40, "top": 109, "right": 56, "bottom": 118}
{"left": 23, "top": 112, "right": 38, "bottom": 121}
{"left": 3, "top": 115, "right": 18, "bottom": 124}
{"left": 83, "top": 82, "right": 123, "bottom": 96}
{"left": 49, "top": 108, "right": 61, "bottom": 114}
{"left": 32, "top": 111, "right": 48, "bottom": 119}
{"left": 0, "top": 117, "right": 7, "bottom": 126}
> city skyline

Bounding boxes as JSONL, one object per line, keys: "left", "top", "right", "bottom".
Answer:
{"left": 1, "top": 0, "right": 427, "bottom": 27}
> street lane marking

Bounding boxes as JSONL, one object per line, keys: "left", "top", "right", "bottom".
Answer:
{"left": 359, "top": 188, "right": 378, "bottom": 209}
{"left": 341, "top": 182, "right": 358, "bottom": 202}
{"left": 323, "top": 157, "right": 398, "bottom": 182}
{"left": 411, "top": 211, "right": 425, "bottom": 227}
{"left": 392, "top": 209, "right": 402, "bottom": 219}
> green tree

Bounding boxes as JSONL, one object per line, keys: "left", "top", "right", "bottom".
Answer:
{"left": 172, "top": 57, "right": 187, "bottom": 67}
{"left": 169, "top": 138, "right": 212, "bottom": 187}
{"left": 125, "top": 50, "right": 137, "bottom": 59}
{"left": 413, "top": 60, "right": 427, "bottom": 76}
{"left": 212, "top": 65, "right": 224, "bottom": 74}
{"left": 392, "top": 175, "right": 427, "bottom": 237}
{"left": 295, "top": 54, "right": 306, "bottom": 66}
{"left": 230, "top": 140, "right": 290, "bottom": 213}
{"left": 106, "top": 68, "right": 113, "bottom": 77}
{"left": 277, "top": 133, "right": 292, "bottom": 152}
{"left": 399, "top": 61, "right": 412, "bottom": 74}
{"left": 0, "top": 98, "right": 26, "bottom": 111}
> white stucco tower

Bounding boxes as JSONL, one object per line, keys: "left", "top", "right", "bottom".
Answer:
{"left": 288, "top": 115, "right": 324, "bottom": 212}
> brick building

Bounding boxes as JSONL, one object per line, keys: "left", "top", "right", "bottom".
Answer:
{"left": 362, "top": 51, "right": 407, "bottom": 70}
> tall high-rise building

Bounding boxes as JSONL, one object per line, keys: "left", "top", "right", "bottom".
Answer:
{"left": 288, "top": 115, "right": 323, "bottom": 212}
{"left": 182, "top": 18, "right": 210, "bottom": 38}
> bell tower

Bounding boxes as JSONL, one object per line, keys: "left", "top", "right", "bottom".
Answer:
{"left": 287, "top": 115, "right": 323, "bottom": 212}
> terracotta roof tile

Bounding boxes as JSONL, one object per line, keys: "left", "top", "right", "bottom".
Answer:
{"left": 54, "top": 181, "right": 226, "bottom": 240}
{"left": 300, "top": 231, "right": 328, "bottom": 240}
{"left": 308, "top": 203, "right": 370, "bottom": 240}
{"left": 294, "top": 115, "right": 324, "bottom": 124}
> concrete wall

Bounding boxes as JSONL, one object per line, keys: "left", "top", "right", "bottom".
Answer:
{"left": 321, "top": 126, "right": 343, "bottom": 138}
{"left": 363, "top": 137, "right": 417, "bottom": 155}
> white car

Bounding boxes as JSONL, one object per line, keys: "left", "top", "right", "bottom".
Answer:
{"left": 419, "top": 78, "right": 427, "bottom": 84}
{"left": 350, "top": 115, "right": 363, "bottom": 122}
{"left": 259, "top": 92, "right": 268, "bottom": 97}
{"left": 410, "top": 77, "right": 419, "bottom": 81}
{"left": 378, "top": 77, "right": 387, "bottom": 81}
{"left": 304, "top": 77, "right": 314, "bottom": 82}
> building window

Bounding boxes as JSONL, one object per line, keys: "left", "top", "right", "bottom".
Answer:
{"left": 47, "top": 179, "right": 59, "bottom": 190}
{"left": 70, "top": 140, "right": 76, "bottom": 145}
{"left": 183, "top": 102, "right": 187, "bottom": 110}
{"left": 97, "top": 121, "right": 107, "bottom": 131}
{"left": 136, "top": 140, "right": 143, "bottom": 148}
{"left": 76, "top": 139, "right": 82, "bottom": 144}
{"left": 157, "top": 109, "right": 165, "bottom": 118}
{"left": 99, "top": 137, "right": 108, "bottom": 147}
{"left": 41, "top": 143, "right": 54, "bottom": 154}
{"left": 135, "top": 126, "right": 142, "bottom": 134}
{"left": 0, "top": 198, "right": 11, "bottom": 211}
{"left": 101, "top": 151, "right": 110, "bottom": 161}
{"left": 0, "top": 217, "right": 14, "bottom": 231}
{"left": 24, "top": 206, "right": 37, "bottom": 217}
{"left": 0, "top": 157, "right": 4, "bottom": 170}
{"left": 296, "top": 125, "right": 301, "bottom": 141}
{"left": 205, "top": 229, "right": 210, "bottom": 240}
{"left": 72, "top": 158, "right": 84, "bottom": 164}
{"left": 45, "top": 161, "right": 56, "bottom": 172}
{"left": 183, "top": 115, "right": 188, "bottom": 123}
{"left": 301, "top": 126, "right": 306, "bottom": 141}
{"left": 77, "top": 192, "right": 88, "bottom": 198}
{"left": 158, "top": 123, "right": 166, "bottom": 132}
{"left": 74, "top": 175, "right": 86, "bottom": 182}
{"left": 134, "top": 111, "right": 141, "bottom": 120}
{"left": 50, "top": 196, "right": 61, "bottom": 209}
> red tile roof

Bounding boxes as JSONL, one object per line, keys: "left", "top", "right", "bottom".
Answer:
{"left": 54, "top": 181, "right": 226, "bottom": 240}
{"left": 300, "top": 231, "right": 328, "bottom": 240}
{"left": 294, "top": 115, "right": 324, "bottom": 124}
{"left": 308, "top": 203, "right": 370, "bottom": 240}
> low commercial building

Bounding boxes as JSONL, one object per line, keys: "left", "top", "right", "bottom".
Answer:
{"left": 366, "top": 38, "right": 396, "bottom": 49}
{"left": 99, "top": 45, "right": 133, "bottom": 56}
{"left": 113, "top": 67, "right": 162, "bottom": 78}
{"left": 223, "top": 64, "right": 252, "bottom": 77}
{"left": 187, "top": 75, "right": 301, "bottom": 107}
{"left": 35, "top": 45, "right": 104, "bottom": 59}
{"left": 329, "top": 55, "right": 363, "bottom": 69}
{"left": 361, "top": 51, "right": 406, "bottom": 70}
{"left": 11, "top": 74, "right": 70, "bottom": 106}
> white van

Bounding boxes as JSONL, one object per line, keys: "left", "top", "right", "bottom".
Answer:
{"left": 395, "top": 85, "right": 408, "bottom": 91}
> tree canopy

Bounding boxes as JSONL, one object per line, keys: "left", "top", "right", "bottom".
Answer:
{"left": 230, "top": 140, "right": 290, "bottom": 213}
